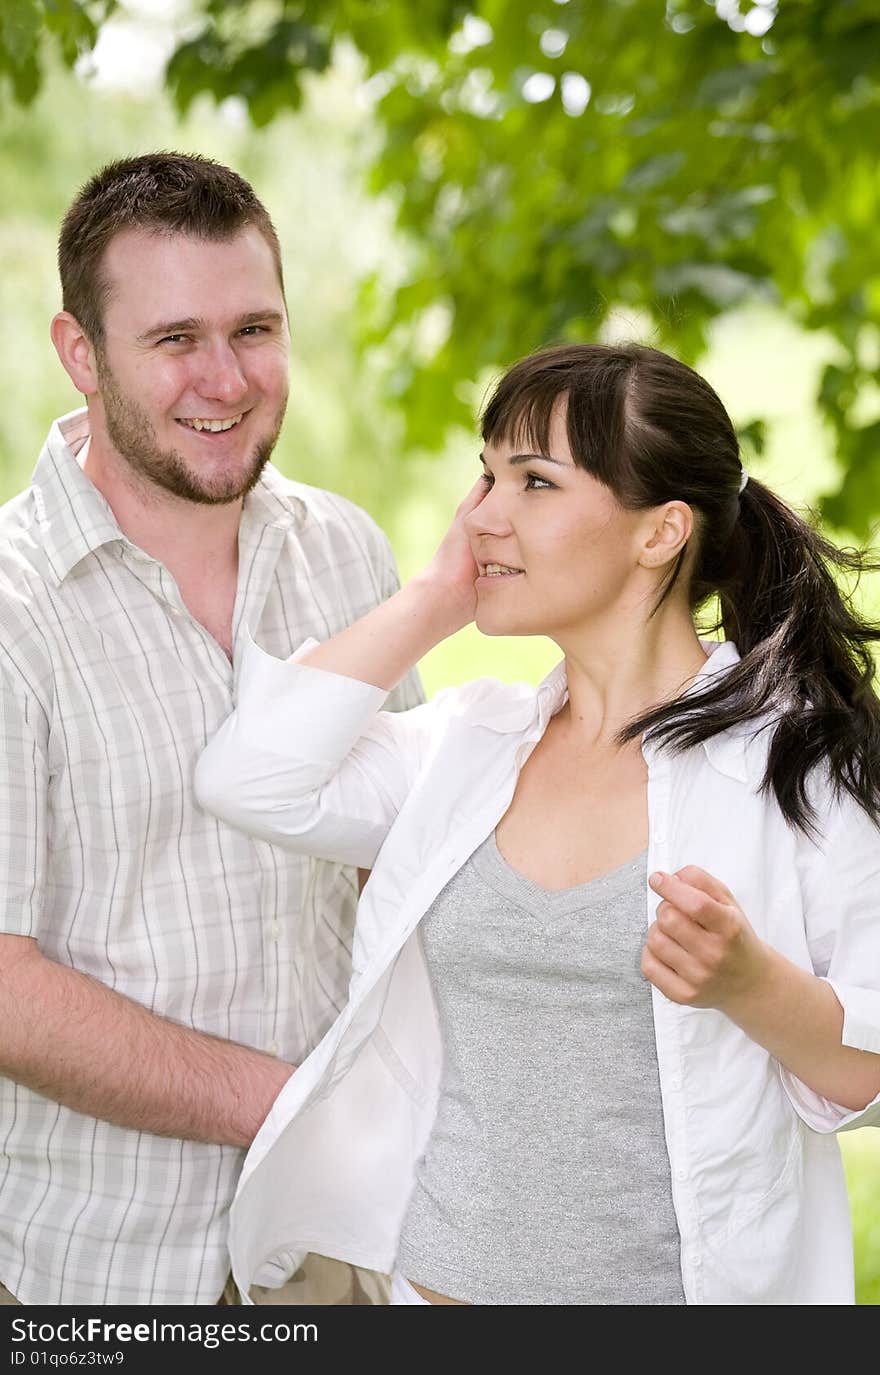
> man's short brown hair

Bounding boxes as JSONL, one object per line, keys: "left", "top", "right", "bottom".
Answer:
{"left": 58, "top": 151, "right": 285, "bottom": 344}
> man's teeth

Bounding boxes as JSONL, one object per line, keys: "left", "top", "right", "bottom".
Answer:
{"left": 180, "top": 415, "right": 243, "bottom": 432}
{"left": 484, "top": 563, "right": 521, "bottom": 575}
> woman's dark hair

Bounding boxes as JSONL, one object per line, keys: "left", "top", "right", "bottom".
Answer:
{"left": 481, "top": 343, "right": 880, "bottom": 836}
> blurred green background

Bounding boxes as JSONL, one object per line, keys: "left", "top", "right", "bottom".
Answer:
{"left": 2, "top": 0, "right": 878, "bottom": 1303}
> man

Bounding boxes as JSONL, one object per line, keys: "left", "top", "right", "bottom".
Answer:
{"left": 0, "top": 152, "right": 423, "bottom": 1306}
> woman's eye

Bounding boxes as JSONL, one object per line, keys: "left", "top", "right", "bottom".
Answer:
{"left": 480, "top": 472, "right": 494, "bottom": 489}
{"left": 525, "top": 472, "right": 553, "bottom": 490}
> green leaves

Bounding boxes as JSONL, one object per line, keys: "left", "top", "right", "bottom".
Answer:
{"left": 8, "top": 0, "right": 880, "bottom": 531}
{"left": 167, "top": 18, "right": 332, "bottom": 125}
{"left": 0, "top": 1, "right": 113, "bottom": 103}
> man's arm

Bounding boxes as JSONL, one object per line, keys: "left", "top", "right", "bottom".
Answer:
{"left": 0, "top": 648, "right": 293, "bottom": 1148}
{"left": 0, "top": 932, "right": 293, "bottom": 1146}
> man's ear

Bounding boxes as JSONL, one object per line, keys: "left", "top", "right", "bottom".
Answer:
{"left": 638, "top": 501, "right": 694, "bottom": 569}
{"left": 51, "top": 312, "right": 99, "bottom": 396}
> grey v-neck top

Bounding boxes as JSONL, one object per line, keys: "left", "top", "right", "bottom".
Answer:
{"left": 396, "top": 832, "right": 686, "bottom": 1305}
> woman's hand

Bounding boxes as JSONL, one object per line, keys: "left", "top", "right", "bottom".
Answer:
{"left": 293, "top": 479, "right": 490, "bottom": 691}
{"left": 642, "top": 864, "right": 880, "bottom": 1111}
{"left": 641, "top": 866, "right": 772, "bottom": 1013}
{"left": 414, "top": 478, "right": 488, "bottom": 634}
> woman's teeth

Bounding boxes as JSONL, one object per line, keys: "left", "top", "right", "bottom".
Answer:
{"left": 484, "top": 564, "right": 522, "bottom": 575}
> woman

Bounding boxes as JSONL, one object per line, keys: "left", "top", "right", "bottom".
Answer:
{"left": 196, "top": 343, "right": 880, "bottom": 1305}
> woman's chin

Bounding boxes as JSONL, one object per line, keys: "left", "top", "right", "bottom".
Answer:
{"left": 474, "top": 609, "right": 532, "bottom": 637}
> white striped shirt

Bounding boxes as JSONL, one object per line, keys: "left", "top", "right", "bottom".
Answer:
{"left": 0, "top": 409, "right": 423, "bottom": 1305}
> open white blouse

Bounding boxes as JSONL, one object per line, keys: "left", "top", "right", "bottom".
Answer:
{"left": 195, "top": 637, "right": 880, "bottom": 1305}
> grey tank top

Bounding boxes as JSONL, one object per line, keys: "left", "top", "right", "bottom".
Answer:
{"left": 396, "top": 832, "right": 686, "bottom": 1305}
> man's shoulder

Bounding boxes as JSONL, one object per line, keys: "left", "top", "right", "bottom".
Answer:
{"left": 0, "top": 482, "right": 36, "bottom": 534}
{"left": 263, "top": 468, "right": 393, "bottom": 560}
{"left": 0, "top": 485, "right": 43, "bottom": 583}
{"left": 0, "top": 484, "right": 60, "bottom": 639}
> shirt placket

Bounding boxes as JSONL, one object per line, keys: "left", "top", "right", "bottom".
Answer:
{"left": 233, "top": 511, "right": 301, "bottom": 1060}
{"left": 117, "top": 540, "right": 232, "bottom": 678}
{"left": 644, "top": 739, "right": 704, "bottom": 1302}
{"left": 120, "top": 520, "right": 299, "bottom": 1062}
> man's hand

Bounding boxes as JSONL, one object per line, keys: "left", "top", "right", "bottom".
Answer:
{"left": 641, "top": 865, "right": 771, "bottom": 1013}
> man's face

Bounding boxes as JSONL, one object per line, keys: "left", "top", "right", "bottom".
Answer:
{"left": 90, "top": 226, "right": 290, "bottom": 505}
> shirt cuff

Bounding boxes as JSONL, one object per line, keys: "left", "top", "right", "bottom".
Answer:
{"left": 778, "top": 1067, "right": 880, "bottom": 1133}
{"left": 236, "top": 632, "right": 390, "bottom": 764}
{"left": 826, "top": 978, "right": 880, "bottom": 1056}
{"left": 778, "top": 977, "right": 880, "bottom": 1133}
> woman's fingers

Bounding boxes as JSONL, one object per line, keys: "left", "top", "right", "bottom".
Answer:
{"left": 648, "top": 869, "right": 734, "bottom": 933}
{"left": 456, "top": 476, "right": 490, "bottom": 519}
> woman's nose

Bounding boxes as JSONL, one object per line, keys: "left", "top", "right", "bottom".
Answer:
{"left": 463, "top": 484, "right": 512, "bottom": 537}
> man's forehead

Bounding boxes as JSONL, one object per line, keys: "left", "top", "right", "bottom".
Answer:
{"left": 99, "top": 226, "right": 285, "bottom": 324}
{"left": 101, "top": 223, "right": 275, "bottom": 265}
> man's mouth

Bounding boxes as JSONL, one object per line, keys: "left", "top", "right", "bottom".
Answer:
{"left": 480, "top": 562, "right": 524, "bottom": 576}
{"left": 176, "top": 413, "right": 244, "bottom": 433}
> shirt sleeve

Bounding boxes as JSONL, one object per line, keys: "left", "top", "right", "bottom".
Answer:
{"left": 779, "top": 794, "right": 880, "bottom": 1132}
{"left": 0, "top": 659, "right": 49, "bottom": 939}
{"left": 194, "top": 636, "right": 437, "bottom": 870}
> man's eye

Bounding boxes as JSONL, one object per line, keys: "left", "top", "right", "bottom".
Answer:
{"left": 159, "top": 334, "right": 188, "bottom": 345}
{"left": 238, "top": 325, "right": 267, "bottom": 337}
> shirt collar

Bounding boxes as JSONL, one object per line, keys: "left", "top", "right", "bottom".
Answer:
{"left": 33, "top": 409, "right": 306, "bottom": 585}
{"left": 241, "top": 461, "right": 305, "bottom": 536}
{"left": 463, "top": 637, "right": 756, "bottom": 783}
{"left": 32, "top": 410, "right": 126, "bottom": 585}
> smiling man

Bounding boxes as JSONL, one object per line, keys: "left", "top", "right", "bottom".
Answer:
{"left": 0, "top": 153, "right": 422, "bottom": 1307}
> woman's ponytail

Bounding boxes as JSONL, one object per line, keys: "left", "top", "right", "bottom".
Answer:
{"left": 626, "top": 477, "right": 880, "bottom": 835}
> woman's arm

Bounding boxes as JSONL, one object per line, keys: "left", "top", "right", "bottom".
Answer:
{"left": 301, "top": 479, "right": 485, "bottom": 689}
{"left": 642, "top": 865, "right": 880, "bottom": 1113}
{"left": 195, "top": 482, "right": 487, "bottom": 861}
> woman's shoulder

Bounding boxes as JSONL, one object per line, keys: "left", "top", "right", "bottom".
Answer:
{"left": 428, "top": 674, "right": 541, "bottom": 724}
{"left": 425, "top": 661, "right": 566, "bottom": 734}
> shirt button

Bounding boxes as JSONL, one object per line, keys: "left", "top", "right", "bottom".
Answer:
{"left": 270, "top": 920, "right": 281, "bottom": 940}
{"left": 692, "top": 1253, "right": 703, "bottom": 1268}
{"left": 676, "top": 1167, "right": 687, "bottom": 1182}
{"left": 669, "top": 1075, "right": 682, "bottom": 1091}
{"left": 267, "top": 1040, "right": 279, "bottom": 1056}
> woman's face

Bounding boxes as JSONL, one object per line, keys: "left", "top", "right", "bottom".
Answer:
{"left": 465, "top": 403, "right": 653, "bottom": 642}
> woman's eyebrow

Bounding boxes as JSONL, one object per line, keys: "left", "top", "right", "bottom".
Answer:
{"left": 479, "top": 450, "right": 570, "bottom": 466}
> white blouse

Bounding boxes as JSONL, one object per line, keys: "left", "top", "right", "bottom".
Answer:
{"left": 195, "top": 637, "right": 880, "bottom": 1305}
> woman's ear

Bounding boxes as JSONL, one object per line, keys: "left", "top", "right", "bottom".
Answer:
{"left": 638, "top": 501, "right": 694, "bottom": 569}
{"left": 50, "top": 312, "right": 99, "bottom": 396}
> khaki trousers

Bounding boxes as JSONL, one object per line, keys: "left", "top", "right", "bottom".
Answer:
{"left": 1, "top": 1256, "right": 391, "bottom": 1306}
{"left": 225, "top": 1255, "right": 390, "bottom": 1305}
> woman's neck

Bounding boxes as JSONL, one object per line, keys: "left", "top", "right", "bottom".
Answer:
{"left": 557, "top": 611, "right": 709, "bottom": 747}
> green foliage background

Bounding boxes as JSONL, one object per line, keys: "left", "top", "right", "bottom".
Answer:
{"left": 1, "top": 0, "right": 878, "bottom": 1302}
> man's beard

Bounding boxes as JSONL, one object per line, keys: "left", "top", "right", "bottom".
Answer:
{"left": 95, "top": 354, "right": 286, "bottom": 506}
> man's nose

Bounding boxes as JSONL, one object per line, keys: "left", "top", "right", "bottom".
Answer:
{"left": 196, "top": 343, "right": 249, "bottom": 404}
